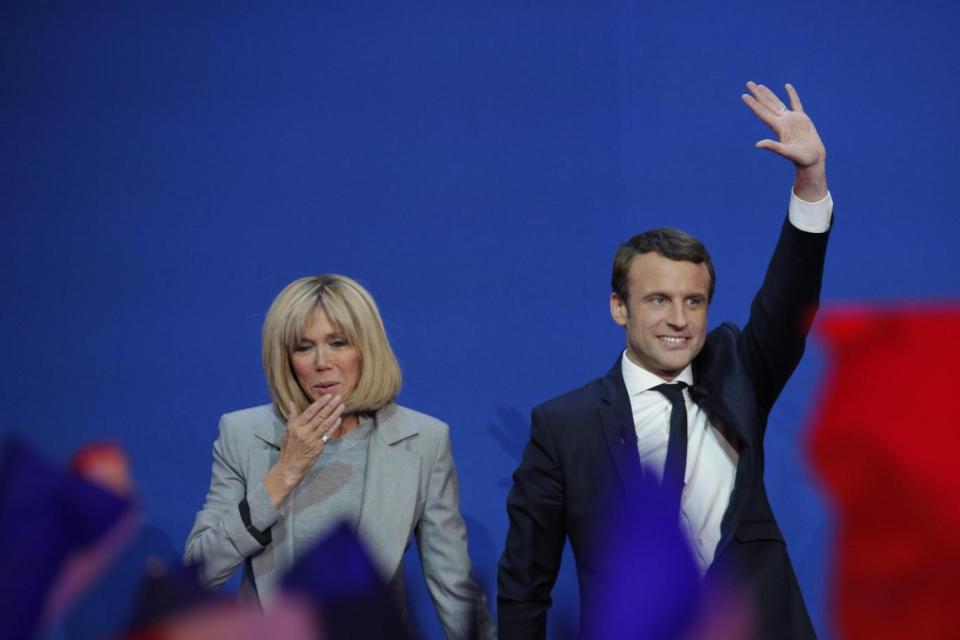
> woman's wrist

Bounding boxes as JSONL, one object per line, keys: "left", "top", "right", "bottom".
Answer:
{"left": 263, "top": 463, "right": 301, "bottom": 508}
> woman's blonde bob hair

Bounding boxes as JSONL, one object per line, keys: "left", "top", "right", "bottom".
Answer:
{"left": 262, "top": 275, "right": 402, "bottom": 421}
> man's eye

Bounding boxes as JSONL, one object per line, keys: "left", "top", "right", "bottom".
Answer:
{"left": 651, "top": 296, "right": 667, "bottom": 305}
{"left": 686, "top": 298, "right": 702, "bottom": 307}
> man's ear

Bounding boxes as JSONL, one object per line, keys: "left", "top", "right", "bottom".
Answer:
{"left": 610, "top": 293, "right": 628, "bottom": 327}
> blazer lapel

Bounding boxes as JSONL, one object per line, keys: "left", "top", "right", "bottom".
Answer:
{"left": 357, "top": 404, "right": 421, "bottom": 582}
{"left": 599, "top": 356, "right": 646, "bottom": 494}
{"left": 247, "top": 409, "right": 291, "bottom": 605}
{"left": 692, "top": 339, "right": 748, "bottom": 448}
{"left": 693, "top": 348, "right": 755, "bottom": 555}
{"left": 251, "top": 409, "right": 285, "bottom": 450}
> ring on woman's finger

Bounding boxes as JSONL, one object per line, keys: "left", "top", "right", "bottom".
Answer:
{"left": 321, "top": 434, "right": 331, "bottom": 444}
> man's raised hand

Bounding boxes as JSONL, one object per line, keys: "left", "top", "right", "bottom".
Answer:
{"left": 742, "top": 81, "right": 826, "bottom": 169}
{"left": 743, "top": 81, "right": 827, "bottom": 201}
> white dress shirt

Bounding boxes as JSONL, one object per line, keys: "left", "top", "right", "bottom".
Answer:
{"left": 622, "top": 356, "right": 738, "bottom": 570}
{"left": 621, "top": 189, "right": 833, "bottom": 572}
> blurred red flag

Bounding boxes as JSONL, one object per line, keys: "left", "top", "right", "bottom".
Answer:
{"left": 809, "top": 305, "right": 960, "bottom": 640}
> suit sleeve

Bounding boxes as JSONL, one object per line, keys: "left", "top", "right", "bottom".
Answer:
{"left": 740, "top": 216, "right": 831, "bottom": 413}
{"left": 183, "top": 416, "right": 280, "bottom": 588}
{"left": 497, "top": 404, "right": 567, "bottom": 640}
{"left": 415, "top": 422, "right": 496, "bottom": 640}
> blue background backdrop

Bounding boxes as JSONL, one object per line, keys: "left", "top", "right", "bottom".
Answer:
{"left": 4, "top": 2, "right": 960, "bottom": 638}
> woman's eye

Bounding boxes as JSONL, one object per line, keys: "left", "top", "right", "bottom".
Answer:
{"left": 330, "top": 339, "right": 348, "bottom": 348}
{"left": 293, "top": 344, "right": 312, "bottom": 353}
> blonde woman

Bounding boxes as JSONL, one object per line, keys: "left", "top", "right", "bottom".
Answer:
{"left": 185, "top": 275, "right": 494, "bottom": 639}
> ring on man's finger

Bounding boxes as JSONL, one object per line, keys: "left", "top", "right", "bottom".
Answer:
{"left": 321, "top": 434, "right": 331, "bottom": 444}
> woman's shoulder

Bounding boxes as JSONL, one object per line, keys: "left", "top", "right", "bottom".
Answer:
{"left": 378, "top": 403, "right": 449, "bottom": 438}
{"left": 217, "top": 404, "right": 284, "bottom": 441}
{"left": 222, "top": 403, "right": 279, "bottom": 423}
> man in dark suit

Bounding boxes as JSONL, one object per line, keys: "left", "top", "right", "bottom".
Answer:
{"left": 498, "top": 81, "right": 832, "bottom": 639}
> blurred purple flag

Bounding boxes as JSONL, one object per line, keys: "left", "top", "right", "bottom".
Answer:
{"left": 0, "top": 438, "right": 131, "bottom": 640}
{"left": 282, "top": 522, "right": 412, "bottom": 640}
{"left": 589, "top": 474, "right": 704, "bottom": 639}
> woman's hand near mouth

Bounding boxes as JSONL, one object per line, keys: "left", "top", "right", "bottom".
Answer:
{"left": 262, "top": 394, "right": 345, "bottom": 508}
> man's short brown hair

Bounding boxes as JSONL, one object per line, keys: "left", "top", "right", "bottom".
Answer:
{"left": 611, "top": 227, "right": 716, "bottom": 304}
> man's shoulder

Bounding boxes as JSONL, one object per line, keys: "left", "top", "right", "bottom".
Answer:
{"left": 705, "top": 321, "right": 741, "bottom": 346}
{"left": 534, "top": 374, "right": 607, "bottom": 426}
{"left": 696, "top": 322, "right": 743, "bottom": 372}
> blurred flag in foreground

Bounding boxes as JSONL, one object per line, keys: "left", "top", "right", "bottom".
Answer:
{"left": 122, "top": 523, "right": 402, "bottom": 640}
{"left": 122, "top": 594, "right": 318, "bottom": 640}
{"left": 283, "top": 522, "right": 410, "bottom": 640}
{"left": 0, "top": 438, "right": 132, "bottom": 640}
{"left": 809, "top": 306, "right": 960, "bottom": 640}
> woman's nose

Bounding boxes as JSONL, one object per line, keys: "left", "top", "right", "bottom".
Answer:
{"left": 313, "top": 347, "right": 332, "bottom": 369}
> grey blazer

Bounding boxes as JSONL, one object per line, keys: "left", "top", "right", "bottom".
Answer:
{"left": 185, "top": 402, "right": 495, "bottom": 639}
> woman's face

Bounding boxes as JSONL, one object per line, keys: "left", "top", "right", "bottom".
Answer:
{"left": 290, "top": 308, "right": 361, "bottom": 405}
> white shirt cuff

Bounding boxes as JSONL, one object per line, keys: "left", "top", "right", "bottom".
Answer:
{"left": 788, "top": 189, "right": 833, "bottom": 233}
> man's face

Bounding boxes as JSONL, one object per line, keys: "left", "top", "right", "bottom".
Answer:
{"left": 610, "top": 252, "right": 711, "bottom": 381}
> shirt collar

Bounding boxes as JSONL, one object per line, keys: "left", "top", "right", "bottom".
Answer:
{"left": 620, "top": 349, "right": 694, "bottom": 396}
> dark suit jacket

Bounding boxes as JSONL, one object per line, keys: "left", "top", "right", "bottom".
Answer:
{"left": 498, "top": 217, "right": 829, "bottom": 639}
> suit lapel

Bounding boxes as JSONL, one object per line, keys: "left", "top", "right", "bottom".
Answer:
{"left": 246, "top": 409, "right": 290, "bottom": 604}
{"left": 697, "top": 388, "right": 755, "bottom": 551}
{"left": 693, "top": 345, "right": 756, "bottom": 554}
{"left": 251, "top": 407, "right": 285, "bottom": 449}
{"left": 357, "top": 404, "right": 421, "bottom": 581}
{"left": 692, "top": 338, "right": 748, "bottom": 448}
{"left": 599, "top": 357, "right": 646, "bottom": 494}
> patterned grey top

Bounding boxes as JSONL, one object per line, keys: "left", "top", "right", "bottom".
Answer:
{"left": 291, "top": 414, "right": 374, "bottom": 557}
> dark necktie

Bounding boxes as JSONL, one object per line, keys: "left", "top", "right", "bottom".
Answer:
{"left": 652, "top": 382, "right": 688, "bottom": 512}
